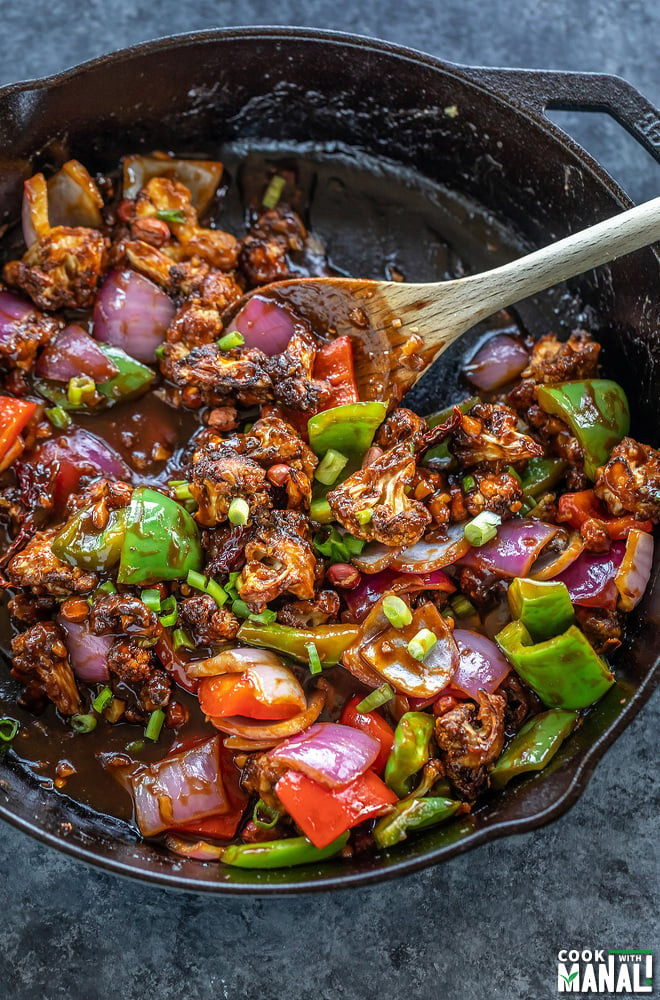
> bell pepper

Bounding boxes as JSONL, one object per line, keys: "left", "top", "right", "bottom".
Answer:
{"left": 557, "top": 489, "right": 652, "bottom": 538}
{"left": 373, "top": 795, "right": 461, "bottom": 848}
{"left": 339, "top": 696, "right": 395, "bottom": 775}
{"left": 35, "top": 344, "right": 154, "bottom": 412}
{"left": 0, "top": 396, "right": 37, "bottom": 468}
{"left": 117, "top": 487, "right": 202, "bottom": 585}
{"left": 276, "top": 768, "right": 397, "bottom": 849}
{"left": 490, "top": 709, "right": 578, "bottom": 790}
{"left": 220, "top": 831, "right": 349, "bottom": 869}
{"left": 237, "top": 621, "right": 360, "bottom": 667}
{"left": 384, "top": 712, "right": 435, "bottom": 798}
{"left": 495, "top": 619, "right": 614, "bottom": 709}
{"left": 507, "top": 577, "right": 574, "bottom": 642}
{"left": 307, "top": 401, "right": 387, "bottom": 459}
{"left": 172, "top": 742, "right": 248, "bottom": 840}
{"left": 51, "top": 504, "right": 127, "bottom": 572}
{"left": 519, "top": 456, "right": 568, "bottom": 498}
{"left": 536, "top": 380, "right": 630, "bottom": 479}
{"left": 313, "top": 336, "right": 359, "bottom": 409}
{"left": 198, "top": 673, "right": 301, "bottom": 721}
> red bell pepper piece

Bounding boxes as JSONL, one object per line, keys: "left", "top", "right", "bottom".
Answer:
{"left": 313, "top": 336, "right": 359, "bottom": 409}
{"left": 276, "top": 768, "right": 397, "bottom": 849}
{"left": 0, "top": 396, "right": 37, "bottom": 466}
{"left": 558, "top": 489, "right": 652, "bottom": 539}
{"left": 339, "top": 696, "right": 395, "bottom": 775}
{"left": 197, "top": 673, "right": 301, "bottom": 720}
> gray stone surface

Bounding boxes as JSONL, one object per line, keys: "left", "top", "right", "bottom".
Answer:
{"left": 0, "top": 3, "right": 657, "bottom": 998}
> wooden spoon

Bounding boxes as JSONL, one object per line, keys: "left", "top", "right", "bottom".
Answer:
{"left": 241, "top": 196, "right": 660, "bottom": 403}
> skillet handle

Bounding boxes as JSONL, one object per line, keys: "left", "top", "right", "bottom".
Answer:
{"left": 460, "top": 67, "right": 660, "bottom": 165}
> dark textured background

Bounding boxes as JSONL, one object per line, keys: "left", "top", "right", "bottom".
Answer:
{"left": 0, "top": 3, "right": 658, "bottom": 999}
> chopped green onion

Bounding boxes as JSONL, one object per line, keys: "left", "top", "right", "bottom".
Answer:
{"left": 382, "top": 594, "right": 413, "bottom": 629}
{"left": 462, "top": 474, "right": 476, "bottom": 492}
{"left": 70, "top": 714, "right": 97, "bottom": 734}
{"left": 217, "top": 330, "right": 245, "bottom": 351}
{"left": 126, "top": 739, "right": 145, "bottom": 753}
{"left": 92, "top": 580, "right": 118, "bottom": 602}
{"left": 225, "top": 570, "right": 241, "bottom": 601}
{"left": 140, "top": 588, "right": 162, "bottom": 613}
{"left": 252, "top": 798, "right": 280, "bottom": 830}
{"left": 232, "top": 598, "right": 250, "bottom": 619}
{"left": 262, "top": 174, "right": 286, "bottom": 209}
{"left": 310, "top": 497, "right": 334, "bottom": 524}
{"left": 464, "top": 511, "right": 501, "bottom": 547}
{"left": 227, "top": 497, "right": 250, "bottom": 525}
{"left": 355, "top": 508, "right": 373, "bottom": 525}
{"left": 156, "top": 208, "right": 187, "bottom": 224}
{"left": 249, "top": 608, "right": 278, "bottom": 625}
{"left": 243, "top": 422, "right": 254, "bottom": 434}
{"left": 92, "top": 686, "right": 113, "bottom": 713}
{"left": 171, "top": 482, "right": 194, "bottom": 502}
{"left": 314, "top": 448, "right": 349, "bottom": 486}
{"left": 407, "top": 628, "right": 438, "bottom": 661}
{"left": 313, "top": 526, "right": 365, "bottom": 564}
{"left": 186, "top": 569, "right": 228, "bottom": 607}
{"left": 507, "top": 465, "right": 523, "bottom": 486}
{"left": 356, "top": 683, "right": 394, "bottom": 713}
{"left": 44, "top": 405, "right": 72, "bottom": 430}
{"left": 145, "top": 708, "right": 166, "bottom": 742}
{"left": 66, "top": 375, "right": 96, "bottom": 406}
{"left": 305, "top": 641, "right": 323, "bottom": 675}
{"left": 158, "top": 595, "right": 178, "bottom": 628}
{"left": 154, "top": 344, "right": 167, "bottom": 361}
{"left": 173, "top": 627, "right": 194, "bottom": 651}
{"left": 0, "top": 718, "right": 19, "bottom": 742}
{"left": 450, "top": 593, "right": 476, "bottom": 618}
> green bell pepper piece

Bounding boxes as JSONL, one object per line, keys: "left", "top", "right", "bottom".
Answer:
{"left": 51, "top": 505, "right": 127, "bottom": 572}
{"left": 373, "top": 796, "right": 460, "bottom": 848}
{"left": 519, "top": 456, "right": 568, "bottom": 498}
{"left": 237, "top": 621, "right": 360, "bottom": 667}
{"left": 536, "top": 379, "right": 629, "bottom": 480}
{"left": 34, "top": 344, "right": 154, "bottom": 412}
{"left": 490, "top": 709, "right": 578, "bottom": 790}
{"left": 307, "top": 402, "right": 387, "bottom": 459}
{"left": 384, "top": 712, "right": 435, "bottom": 798}
{"left": 220, "top": 832, "right": 349, "bottom": 869}
{"left": 495, "top": 619, "right": 614, "bottom": 709}
{"left": 117, "top": 487, "right": 202, "bottom": 585}
{"left": 507, "top": 577, "right": 575, "bottom": 642}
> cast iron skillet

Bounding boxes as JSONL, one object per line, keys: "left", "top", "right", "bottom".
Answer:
{"left": 0, "top": 27, "right": 658, "bottom": 894}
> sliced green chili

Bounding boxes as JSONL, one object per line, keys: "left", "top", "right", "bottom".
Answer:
{"left": 356, "top": 683, "right": 394, "bottom": 713}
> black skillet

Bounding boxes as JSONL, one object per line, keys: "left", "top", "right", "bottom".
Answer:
{"left": 0, "top": 27, "right": 657, "bottom": 893}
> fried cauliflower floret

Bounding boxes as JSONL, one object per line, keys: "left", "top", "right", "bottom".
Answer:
{"left": 11, "top": 621, "right": 81, "bottom": 715}
{"left": 239, "top": 205, "right": 307, "bottom": 286}
{"left": 178, "top": 595, "right": 240, "bottom": 645}
{"left": 107, "top": 639, "right": 172, "bottom": 713}
{"left": 327, "top": 443, "right": 431, "bottom": 546}
{"left": 166, "top": 269, "right": 244, "bottom": 350}
{"left": 0, "top": 300, "right": 60, "bottom": 376}
{"left": 278, "top": 591, "right": 341, "bottom": 627}
{"left": 460, "top": 468, "right": 523, "bottom": 518}
{"left": 238, "top": 510, "right": 316, "bottom": 611}
{"left": 4, "top": 226, "right": 108, "bottom": 311}
{"left": 451, "top": 402, "right": 543, "bottom": 468}
{"left": 523, "top": 330, "right": 601, "bottom": 384}
{"left": 171, "top": 343, "right": 274, "bottom": 402}
{"left": 236, "top": 414, "right": 318, "bottom": 510}
{"left": 190, "top": 443, "right": 271, "bottom": 527}
{"left": 594, "top": 437, "right": 660, "bottom": 521}
{"left": 263, "top": 329, "right": 326, "bottom": 412}
{"left": 376, "top": 407, "right": 428, "bottom": 451}
{"left": 90, "top": 594, "right": 163, "bottom": 639}
{"left": 7, "top": 528, "right": 98, "bottom": 596}
{"left": 434, "top": 690, "right": 506, "bottom": 800}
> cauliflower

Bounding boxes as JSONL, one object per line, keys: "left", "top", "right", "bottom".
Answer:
{"left": 451, "top": 402, "right": 543, "bottom": 468}
{"left": 238, "top": 510, "right": 316, "bottom": 611}
{"left": 11, "top": 621, "right": 81, "bottom": 715}
{"left": 190, "top": 443, "right": 271, "bottom": 527}
{"left": 594, "top": 437, "right": 660, "bottom": 521}
{"left": 522, "top": 330, "right": 600, "bottom": 384}
{"left": 434, "top": 690, "right": 506, "bottom": 800}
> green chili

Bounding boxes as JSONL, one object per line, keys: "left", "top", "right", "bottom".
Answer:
{"left": 252, "top": 799, "right": 280, "bottom": 830}
{"left": 385, "top": 712, "right": 435, "bottom": 798}
{"left": 373, "top": 796, "right": 460, "bottom": 848}
{"left": 221, "top": 832, "right": 349, "bottom": 869}
{"left": 490, "top": 709, "right": 578, "bottom": 790}
{"left": 238, "top": 621, "right": 360, "bottom": 667}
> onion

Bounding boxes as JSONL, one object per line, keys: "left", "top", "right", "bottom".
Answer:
{"left": 615, "top": 529, "right": 654, "bottom": 612}
{"left": 529, "top": 530, "right": 584, "bottom": 581}
{"left": 154, "top": 634, "right": 199, "bottom": 694}
{"left": 122, "top": 154, "right": 223, "bottom": 214}
{"left": 93, "top": 269, "right": 175, "bottom": 363}
{"left": 451, "top": 630, "right": 511, "bottom": 699}
{"left": 352, "top": 541, "right": 401, "bottom": 574}
{"left": 458, "top": 518, "right": 559, "bottom": 578}
{"left": 187, "top": 647, "right": 287, "bottom": 678}
{"left": 556, "top": 542, "right": 626, "bottom": 609}
{"left": 231, "top": 296, "right": 297, "bottom": 356}
{"left": 268, "top": 722, "right": 379, "bottom": 789}
{"left": 22, "top": 162, "right": 103, "bottom": 246}
{"left": 343, "top": 567, "right": 455, "bottom": 623}
{"left": 57, "top": 616, "right": 111, "bottom": 683}
{"left": 35, "top": 324, "right": 119, "bottom": 382}
{"left": 209, "top": 684, "right": 327, "bottom": 741}
{"left": 128, "top": 736, "right": 229, "bottom": 837}
{"left": 163, "top": 834, "right": 224, "bottom": 861}
{"left": 0, "top": 291, "right": 40, "bottom": 345}
{"left": 463, "top": 333, "right": 530, "bottom": 391}
{"left": 390, "top": 522, "right": 472, "bottom": 573}
{"left": 223, "top": 735, "right": 283, "bottom": 751}
{"left": 29, "top": 427, "right": 131, "bottom": 509}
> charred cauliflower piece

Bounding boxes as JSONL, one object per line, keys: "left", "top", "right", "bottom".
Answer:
{"left": 239, "top": 510, "right": 316, "bottom": 611}
{"left": 171, "top": 343, "right": 273, "bottom": 404}
{"left": 239, "top": 414, "right": 318, "bottom": 510}
{"left": 523, "top": 330, "right": 600, "bottom": 384}
{"left": 239, "top": 205, "right": 307, "bottom": 286}
{"left": 451, "top": 402, "right": 543, "bottom": 468}
{"left": 190, "top": 442, "right": 271, "bottom": 527}
{"left": 179, "top": 595, "right": 240, "bottom": 645}
{"left": 327, "top": 443, "right": 431, "bottom": 546}
{"left": 434, "top": 690, "right": 506, "bottom": 800}
{"left": 11, "top": 621, "right": 81, "bottom": 715}
{"left": 0, "top": 301, "right": 60, "bottom": 377}
{"left": 166, "top": 269, "right": 244, "bottom": 351}
{"left": 107, "top": 639, "right": 172, "bottom": 714}
{"left": 376, "top": 407, "right": 428, "bottom": 451}
{"left": 263, "top": 329, "right": 326, "bottom": 412}
{"left": 8, "top": 529, "right": 98, "bottom": 596}
{"left": 460, "top": 468, "right": 523, "bottom": 519}
{"left": 594, "top": 437, "right": 660, "bottom": 521}
{"left": 90, "top": 594, "right": 163, "bottom": 638}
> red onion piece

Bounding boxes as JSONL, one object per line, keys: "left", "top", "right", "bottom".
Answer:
{"left": 458, "top": 518, "right": 559, "bottom": 579}
{"left": 162, "top": 835, "right": 224, "bottom": 861}
{"left": 463, "top": 334, "right": 530, "bottom": 391}
{"left": 0, "top": 291, "right": 37, "bottom": 346}
{"left": 391, "top": 522, "right": 472, "bottom": 573}
{"left": 57, "top": 616, "right": 111, "bottom": 683}
{"left": 231, "top": 296, "right": 297, "bottom": 356}
{"left": 35, "top": 324, "right": 119, "bottom": 382}
{"left": 615, "top": 529, "right": 654, "bottom": 612}
{"left": 128, "top": 736, "right": 229, "bottom": 836}
{"left": 557, "top": 542, "right": 626, "bottom": 609}
{"left": 451, "top": 629, "right": 511, "bottom": 699}
{"left": 122, "top": 155, "right": 223, "bottom": 214}
{"left": 93, "top": 269, "right": 175, "bottom": 363}
{"left": 28, "top": 427, "right": 131, "bottom": 509}
{"left": 268, "top": 722, "right": 379, "bottom": 789}
{"left": 352, "top": 541, "right": 401, "bottom": 575}
{"left": 154, "top": 635, "right": 199, "bottom": 694}
{"left": 343, "top": 567, "right": 455, "bottom": 623}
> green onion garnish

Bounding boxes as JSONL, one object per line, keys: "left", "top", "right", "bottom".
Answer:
{"left": 249, "top": 609, "right": 277, "bottom": 625}
{"left": 173, "top": 627, "right": 194, "bottom": 651}
{"left": 171, "top": 482, "right": 194, "bottom": 502}
{"left": 0, "top": 718, "right": 19, "bottom": 742}
{"left": 382, "top": 594, "right": 413, "bottom": 629}
{"left": 462, "top": 474, "right": 476, "bottom": 492}
{"left": 314, "top": 448, "right": 349, "bottom": 486}
{"left": 227, "top": 497, "right": 250, "bottom": 525}
{"left": 158, "top": 595, "right": 178, "bottom": 628}
{"left": 186, "top": 569, "right": 228, "bottom": 607}
{"left": 407, "top": 628, "right": 438, "bottom": 661}
{"left": 154, "top": 344, "right": 167, "bottom": 361}
{"left": 66, "top": 375, "right": 96, "bottom": 407}
{"left": 356, "top": 683, "right": 394, "bottom": 713}
{"left": 217, "top": 330, "right": 245, "bottom": 351}
{"left": 450, "top": 593, "right": 476, "bottom": 618}
{"left": 305, "top": 641, "right": 323, "bottom": 675}
{"left": 309, "top": 497, "right": 333, "bottom": 524}
{"left": 231, "top": 598, "right": 250, "bottom": 619}
{"left": 156, "top": 208, "right": 187, "bottom": 224}
{"left": 126, "top": 739, "right": 145, "bottom": 753}
{"left": 140, "top": 588, "right": 162, "bottom": 613}
{"left": 70, "top": 714, "right": 97, "bottom": 734}
{"left": 507, "top": 465, "right": 523, "bottom": 486}
{"left": 464, "top": 511, "right": 501, "bottom": 546}
{"left": 355, "top": 508, "right": 373, "bottom": 525}
{"left": 145, "top": 708, "right": 166, "bottom": 742}
{"left": 92, "top": 686, "right": 113, "bottom": 713}
{"left": 262, "top": 174, "right": 286, "bottom": 209}
{"left": 44, "top": 405, "right": 72, "bottom": 430}
{"left": 252, "top": 798, "right": 280, "bottom": 830}
{"left": 225, "top": 570, "right": 241, "bottom": 602}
